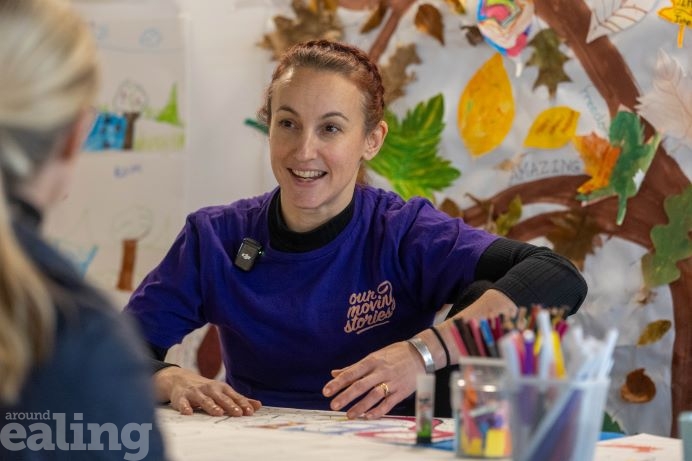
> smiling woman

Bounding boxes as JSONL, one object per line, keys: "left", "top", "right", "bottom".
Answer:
{"left": 267, "top": 66, "right": 387, "bottom": 232}
{"left": 124, "top": 39, "right": 587, "bottom": 422}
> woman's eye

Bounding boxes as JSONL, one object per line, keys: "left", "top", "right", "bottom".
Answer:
{"left": 324, "top": 124, "right": 340, "bottom": 134}
{"left": 278, "top": 119, "right": 293, "bottom": 128}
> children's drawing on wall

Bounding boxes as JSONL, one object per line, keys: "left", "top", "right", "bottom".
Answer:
{"left": 82, "top": 13, "right": 185, "bottom": 152}
{"left": 44, "top": 1, "right": 186, "bottom": 309}
{"left": 241, "top": 0, "right": 691, "bottom": 438}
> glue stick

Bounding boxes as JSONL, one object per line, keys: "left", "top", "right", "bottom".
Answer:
{"left": 416, "top": 373, "right": 435, "bottom": 444}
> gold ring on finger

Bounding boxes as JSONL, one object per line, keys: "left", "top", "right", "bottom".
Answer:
{"left": 378, "top": 382, "right": 390, "bottom": 398}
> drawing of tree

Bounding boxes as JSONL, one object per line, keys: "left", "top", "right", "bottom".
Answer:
{"left": 111, "top": 206, "right": 153, "bottom": 292}
{"left": 251, "top": 0, "right": 691, "bottom": 435}
{"left": 344, "top": 0, "right": 691, "bottom": 436}
{"left": 113, "top": 80, "right": 148, "bottom": 149}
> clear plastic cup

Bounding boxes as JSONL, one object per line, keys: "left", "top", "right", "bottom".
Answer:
{"left": 507, "top": 376, "right": 610, "bottom": 461}
{"left": 451, "top": 357, "right": 511, "bottom": 459}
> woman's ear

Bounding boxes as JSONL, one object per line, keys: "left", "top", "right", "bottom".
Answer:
{"left": 363, "top": 120, "right": 388, "bottom": 161}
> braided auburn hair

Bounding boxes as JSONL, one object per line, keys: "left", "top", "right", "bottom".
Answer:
{"left": 258, "top": 40, "right": 386, "bottom": 134}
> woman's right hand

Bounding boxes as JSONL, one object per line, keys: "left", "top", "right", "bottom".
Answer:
{"left": 154, "top": 366, "right": 261, "bottom": 416}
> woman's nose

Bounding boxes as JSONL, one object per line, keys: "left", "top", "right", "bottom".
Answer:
{"left": 294, "top": 132, "right": 318, "bottom": 160}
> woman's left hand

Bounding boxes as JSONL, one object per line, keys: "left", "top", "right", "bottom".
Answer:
{"left": 322, "top": 340, "right": 423, "bottom": 419}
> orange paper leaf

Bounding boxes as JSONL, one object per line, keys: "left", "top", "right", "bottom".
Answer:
{"left": 573, "top": 132, "right": 621, "bottom": 194}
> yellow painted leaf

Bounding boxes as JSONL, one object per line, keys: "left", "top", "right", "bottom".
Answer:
{"left": 457, "top": 53, "right": 515, "bottom": 157}
{"left": 658, "top": 5, "right": 692, "bottom": 47}
{"left": 637, "top": 319, "right": 672, "bottom": 346}
{"left": 620, "top": 368, "right": 656, "bottom": 403}
{"left": 524, "top": 106, "right": 580, "bottom": 149}
{"left": 658, "top": 7, "right": 692, "bottom": 26}
{"left": 415, "top": 4, "right": 445, "bottom": 45}
{"left": 572, "top": 132, "right": 621, "bottom": 194}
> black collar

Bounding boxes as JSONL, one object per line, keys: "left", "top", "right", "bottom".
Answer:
{"left": 9, "top": 194, "right": 42, "bottom": 230}
{"left": 268, "top": 190, "right": 354, "bottom": 252}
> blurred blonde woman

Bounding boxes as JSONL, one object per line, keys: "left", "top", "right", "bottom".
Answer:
{"left": 0, "top": 0, "right": 166, "bottom": 459}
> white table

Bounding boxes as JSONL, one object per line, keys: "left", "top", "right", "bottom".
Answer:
{"left": 157, "top": 406, "right": 682, "bottom": 461}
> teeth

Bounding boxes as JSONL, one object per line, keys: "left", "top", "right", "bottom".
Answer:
{"left": 291, "top": 169, "right": 325, "bottom": 179}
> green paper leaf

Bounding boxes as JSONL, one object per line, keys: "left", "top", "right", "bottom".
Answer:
{"left": 577, "top": 111, "right": 660, "bottom": 225}
{"left": 641, "top": 186, "right": 692, "bottom": 287}
{"left": 367, "top": 94, "right": 460, "bottom": 201}
{"left": 244, "top": 118, "right": 269, "bottom": 135}
{"left": 602, "top": 412, "right": 624, "bottom": 434}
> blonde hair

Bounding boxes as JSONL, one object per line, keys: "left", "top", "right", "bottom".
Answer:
{"left": 0, "top": 0, "right": 99, "bottom": 404}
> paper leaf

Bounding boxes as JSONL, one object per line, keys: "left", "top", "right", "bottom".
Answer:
{"left": 526, "top": 29, "right": 572, "bottom": 99}
{"left": 573, "top": 132, "right": 621, "bottom": 195}
{"left": 524, "top": 106, "right": 580, "bottom": 149}
{"left": 457, "top": 53, "right": 515, "bottom": 157}
{"left": 586, "top": 0, "right": 658, "bottom": 43}
{"left": 641, "top": 186, "right": 692, "bottom": 287}
{"left": 367, "top": 94, "right": 460, "bottom": 201}
{"left": 259, "top": 0, "right": 343, "bottom": 59}
{"left": 546, "top": 210, "right": 604, "bottom": 271}
{"left": 576, "top": 111, "right": 660, "bottom": 225}
{"left": 379, "top": 44, "right": 421, "bottom": 105}
{"left": 637, "top": 320, "right": 672, "bottom": 346}
{"left": 494, "top": 195, "right": 523, "bottom": 236}
{"left": 359, "top": 0, "right": 387, "bottom": 33}
{"left": 244, "top": 118, "right": 269, "bottom": 135}
{"left": 602, "top": 413, "right": 625, "bottom": 434}
{"left": 439, "top": 198, "right": 464, "bottom": 218}
{"left": 338, "top": 0, "right": 379, "bottom": 10}
{"left": 658, "top": 1, "right": 692, "bottom": 47}
{"left": 415, "top": 3, "right": 445, "bottom": 45}
{"left": 461, "top": 25, "right": 486, "bottom": 46}
{"left": 636, "top": 49, "right": 692, "bottom": 149}
{"left": 620, "top": 368, "right": 656, "bottom": 403}
{"left": 310, "top": 0, "right": 339, "bottom": 12}
{"left": 444, "top": 0, "right": 466, "bottom": 14}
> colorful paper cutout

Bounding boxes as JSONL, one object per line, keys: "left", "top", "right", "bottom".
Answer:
{"left": 476, "top": 0, "right": 534, "bottom": 57}
{"left": 575, "top": 111, "right": 660, "bottom": 225}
